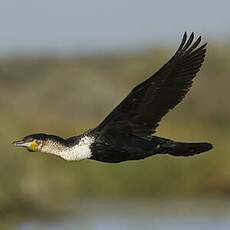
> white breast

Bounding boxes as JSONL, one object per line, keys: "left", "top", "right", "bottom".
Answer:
{"left": 60, "top": 135, "right": 95, "bottom": 161}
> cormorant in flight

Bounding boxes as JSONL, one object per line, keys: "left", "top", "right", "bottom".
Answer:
{"left": 12, "top": 33, "right": 213, "bottom": 163}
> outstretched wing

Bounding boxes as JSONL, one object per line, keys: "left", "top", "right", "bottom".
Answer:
{"left": 97, "top": 32, "right": 207, "bottom": 137}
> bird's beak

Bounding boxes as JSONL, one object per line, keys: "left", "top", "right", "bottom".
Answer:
{"left": 12, "top": 140, "right": 28, "bottom": 147}
{"left": 12, "top": 140, "right": 38, "bottom": 152}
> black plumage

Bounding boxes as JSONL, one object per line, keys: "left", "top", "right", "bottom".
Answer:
{"left": 88, "top": 32, "right": 212, "bottom": 162}
{"left": 97, "top": 32, "right": 206, "bottom": 136}
{"left": 13, "top": 32, "right": 213, "bottom": 163}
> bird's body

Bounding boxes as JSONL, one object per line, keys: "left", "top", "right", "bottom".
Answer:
{"left": 13, "top": 32, "right": 213, "bottom": 162}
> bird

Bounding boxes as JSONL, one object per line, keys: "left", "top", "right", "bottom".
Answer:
{"left": 12, "top": 32, "right": 213, "bottom": 163}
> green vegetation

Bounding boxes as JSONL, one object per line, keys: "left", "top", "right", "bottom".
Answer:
{"left": 0, "top": 43, "right": 230, "bottom": 228}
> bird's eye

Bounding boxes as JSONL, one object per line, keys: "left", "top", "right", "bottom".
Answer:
{"left": 27, "top": 137, "right": 34, "bottom": 142}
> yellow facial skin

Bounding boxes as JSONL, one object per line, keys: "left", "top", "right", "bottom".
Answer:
{"left": 27, "top": 140, "right": 38, "bottom": 151}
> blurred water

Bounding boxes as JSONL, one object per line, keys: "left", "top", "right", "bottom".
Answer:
{"left": 18, "top": 199, "right": 230, "bottom": 230}
{"left": 19, "top": 217, "right": 230, "bottom": 230}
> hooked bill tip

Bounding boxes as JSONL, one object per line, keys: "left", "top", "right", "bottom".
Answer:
{"left": 12, "top": 140, "right": 25, "bottom": 147}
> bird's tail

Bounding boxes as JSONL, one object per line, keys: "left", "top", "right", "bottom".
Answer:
{"left": 154, "top": 137, "right": 213, "bottom": 157}
{"left": 118, "top": 136, "right": 212, "bottom": 161}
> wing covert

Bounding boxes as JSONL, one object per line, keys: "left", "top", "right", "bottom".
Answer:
{"left": 97, "top": 32, "right": 207, "bottom": 137}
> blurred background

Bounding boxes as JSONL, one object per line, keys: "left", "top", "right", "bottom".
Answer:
{"left": 1, "top": 0, "right": 230, "bottom": 229}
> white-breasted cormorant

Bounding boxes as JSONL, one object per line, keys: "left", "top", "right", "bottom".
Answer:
{"left": 12, "top": 33, "right": 213, "bottom": 163}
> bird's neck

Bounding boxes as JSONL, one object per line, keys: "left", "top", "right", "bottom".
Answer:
{"left": 41, "top": 135, "right": 95, "bottom": 161}
{"left": 41, "top": 138, "right": 68, "bottom": 157}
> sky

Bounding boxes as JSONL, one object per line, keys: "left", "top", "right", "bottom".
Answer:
{"left": 0, "top": 0, "right": 229, "bottom": 56}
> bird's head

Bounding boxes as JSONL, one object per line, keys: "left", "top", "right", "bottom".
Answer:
{"left": 13, "top": 133, "right": 70, "bottom": 159}
{"left": 12, "top": 133, "right": 49, "bottom": 152}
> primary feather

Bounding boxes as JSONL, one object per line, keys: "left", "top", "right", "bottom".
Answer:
{"left": 13, "top": 32, "right": 212, "bottom": 163}
{"left": 98, "top": 32, "right": 207, "bottom": 137}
